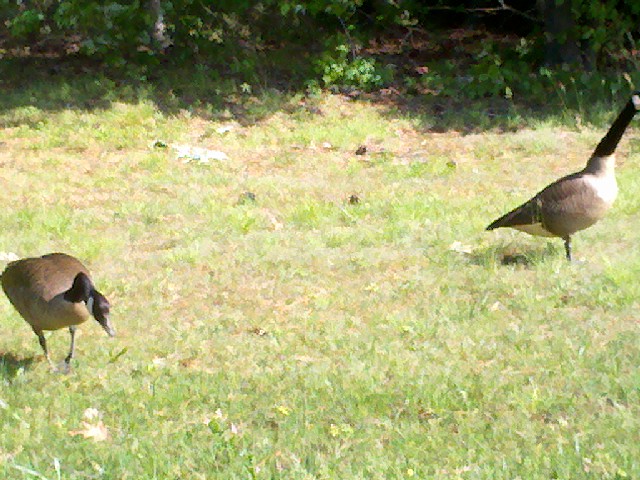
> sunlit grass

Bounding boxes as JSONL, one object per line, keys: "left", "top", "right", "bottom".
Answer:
{"left": 0, "top": 78, "right": 639, "bottom": 478}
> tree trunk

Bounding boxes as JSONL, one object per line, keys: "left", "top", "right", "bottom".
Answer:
{"left": 148, "top": 0, "right": 170, "bottom": 52}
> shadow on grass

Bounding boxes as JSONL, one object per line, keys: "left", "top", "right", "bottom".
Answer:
{"left": 0, "top": 50, "right": 622, "bottom": 134}
{"left": 0, "top": 352, "right": 35, "bottom": 379}
{"left": 0, "top": 55, "right": 312, "bottom": 127}
{"left": 470, "top": 242, "right": 562, "bottom": 267}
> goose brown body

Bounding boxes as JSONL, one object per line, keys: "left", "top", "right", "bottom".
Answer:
{"left": 487, "top": 92, "right": 640, "bottom": 261}
{"left": 1, "top": 253, "right": 114, "bottom": 368}
{"left": 2, "top": 253, "right": 92, "bottom": 332}
{"left": 487, "top": 155, "right": 617, "bottom": 239}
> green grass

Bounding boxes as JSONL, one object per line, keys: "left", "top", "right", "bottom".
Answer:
{"left": 1, "top": 74, "right": 640, "bottom": 479}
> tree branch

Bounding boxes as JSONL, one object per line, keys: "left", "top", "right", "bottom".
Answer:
{"left": 425, "top": 2, "right": 542, "bottom": 25}
{"left": 338, "top": 16, "right": 358, "bottom": 61}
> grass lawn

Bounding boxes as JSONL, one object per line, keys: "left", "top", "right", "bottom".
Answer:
{"left": 1, "top": 71, "right": 640, "bottom": 479}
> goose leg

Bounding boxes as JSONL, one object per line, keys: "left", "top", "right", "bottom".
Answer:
{"left": 34, "top": 330, "right": 54, "bottom": 368}
{"left": 65, "top": 325, "right": 77, "bottom": 365}
{"left": 563, "top": 236, "right": 572, "bottom": 262}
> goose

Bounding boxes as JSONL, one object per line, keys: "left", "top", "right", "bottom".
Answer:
{"left": 487, "top": 91, "right": 640, "bottom": 261}
{"left": 1, "top": 253, "right": 114, "bottom": 368}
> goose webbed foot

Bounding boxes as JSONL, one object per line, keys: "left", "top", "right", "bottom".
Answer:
{"left": 57, "top": 360, "right": 72, "bottom": 374}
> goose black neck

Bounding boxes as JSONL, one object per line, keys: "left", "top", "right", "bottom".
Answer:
{"left": 64, "top": 272, "right": 94, "bottom": 303}
{"left": 592, "top": 95, "right": 640, "bottom": 157}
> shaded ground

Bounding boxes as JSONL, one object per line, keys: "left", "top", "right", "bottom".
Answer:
{"left": 0, "top": 352, "right": 34, "bottom": 379}
{"left": 2, "top": 27, "right": 623, "bottom": 135}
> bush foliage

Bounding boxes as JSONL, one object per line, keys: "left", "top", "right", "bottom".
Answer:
{"left": 1, "top": 1, "right": 639, "bottom": 97}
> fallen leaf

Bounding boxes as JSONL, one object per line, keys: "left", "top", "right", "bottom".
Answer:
{"left": 152, "top": 357, "right": 167, "bottom": 367}
{"left": 489, "top": 301, "right": 502, "bottom": 311}
{"left": 237, "top": 191, "right": 256, "bottom": 204}
{"left": 172, "top": 144, "right": 229, "bottom": 164}
{"left": 150, "top": 139, "right": 168, "bottom": 148}
{"left": 69, "top": 420, "right": 109, "bottom": 442}
{"left": 0, "top": 252, "right": 19, "bottom": 261}
{"left": 216, "top": 125, "right": 234, "bottom": 134}
{"left": 249, "top": 327, "right": 268, "bottom": 336}
{"left": 449, "top": 241, "right": 473, "bottom": 254}
{"left": 83, "top": 408, "right": 101, "bottom": 420}
{"left": 262, "top": 209, "right": 283, "bottom": 230}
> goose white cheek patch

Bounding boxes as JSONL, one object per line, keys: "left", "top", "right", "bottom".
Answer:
{"left": 86, "top": 296, "right": 94, "bottom": 315}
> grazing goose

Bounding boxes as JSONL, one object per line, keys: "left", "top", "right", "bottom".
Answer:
{"left": 487, "top": 91, "right": 640, "bottom": 261}
{"left": 1, "top": 253, "right": 114, "bottom": 368}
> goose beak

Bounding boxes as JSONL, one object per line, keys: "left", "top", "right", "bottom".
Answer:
{"left": 99, "top": 316, "right": 116, "bottom": 337}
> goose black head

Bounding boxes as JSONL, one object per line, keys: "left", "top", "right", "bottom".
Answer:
{"left": 65, "top": 272, "right": 115, "bottom": 337}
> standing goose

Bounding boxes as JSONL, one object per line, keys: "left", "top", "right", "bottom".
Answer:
{"left": 487, "top": 91, "right": 640, "bottom": 261}
{"left": 1, "top": 253, "right": 114, "bottom": 368}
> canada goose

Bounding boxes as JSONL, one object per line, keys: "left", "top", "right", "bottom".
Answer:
{"left": 487, "top": 92, "right": 640, "bottom": 261}
{"left": 1, "top": 253, "right": 114, "bottom": 368}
